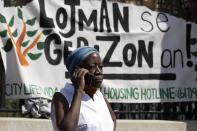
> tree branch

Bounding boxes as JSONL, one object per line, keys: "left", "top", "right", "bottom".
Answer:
{"left": 23, "top": 31, "right": 43, "bottom": 56}
{"left": 7, "top": 25, "right": 16, "bottom": 46}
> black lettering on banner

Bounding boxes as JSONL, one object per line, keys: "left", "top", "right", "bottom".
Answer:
{"left": 78, "top": 10, "right": 98, "bottom": 32}
{"left": 156, "top": 13, "right": 170, "bottom": 32}
{"left": 161, "top": 49, "right": 172, "bottom": 68}
{"left": 77, "top": 37, "right": 89, "bottom": 47}
{"left": 113, "top": 3, "right": 129, "bottom": 32}
{"left": 103, "top": 73, "right": 176, "bottom": 80}
{"left": 186, "top": 24, "right": 193, "bottom": 67}
{"left": 38, "top": 0, "right": 55, "bottom": 28}
{"left": 45, "top": 33, "right": 62, "bottom": 65}
{"left": 64, "top": 0, "right": 80, "bottom": 5}
{"left": 161, "top": 49, "right": 184, "bottom": 68}
{"left": 63, "top": 41, "right": 73, "bottom": 64}
{"left": 59, "top": 0, "right": 79, "bottom": 38}
{"left": 64, "top": 41, "right": 72, "bottom": 78}
{"left": 138, "top": 40, "right": 153, "bottom": 68}
{"left": 141, "top": 11, "right": 153, "bottom": 32}
{"left": 94, "top": 45, "right": 100, "bottom": 52}
{"left": 100, "top": 0, "right": 111, "bottom": 32}
{"left": 56, "top": 7, "right": 68, "bottom": 29}
{"left": 123, "top": 43, "right": 136, "bottom": 67}
{"left": 173, "top": 49, "right": 184, "bottom": 68}
{"left": 96, "top": 36, "right": 122, "bottom": 67}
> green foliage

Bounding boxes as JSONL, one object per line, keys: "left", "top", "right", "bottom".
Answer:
{"left": 8, "top": 16, "right": 14, "bottom": 27}
{"left": 22, "top": 40, "right": 30, "bottom": 47}
{"left": 43, "top": 29, "right": 52, "bottom": 35}
{"left": 12, "top": 29, "right": 18, "bottom": 37}
{"left": 37, "top": 42, "right": 45, "bottom": 50}
{"left": 27, "top": 52, "right": 42, "bottom": 60}
{"left": 0, "top": 30, "right": 7, "bottom": 37}
{"left": 195, "top": 65, "right": 197, "bottom": 72}
{"left": 190, "top": 38, "right": 197, "bottom": 72}
{"left": 3, "top": 38, "right": 13, "bottom": 52}
{"left": 18, "top": 8, "right": 23, "bottom": 20}
{"left": 191, "top": 51, "right": 197, "bottom": 57}
{"left": 26, "top": 17, "right": 36, "bottom": 26}
{"left": 26, "top": 30, "right": 38, "bottom": 37}
{"left": 0, "top": 8, "right": 47, "bottom": 62}
{"left": 190, "top": 38, "right": 197, "bottom": 45}
{"left": 0, "top": 13, "right": 7, "bottom": 23}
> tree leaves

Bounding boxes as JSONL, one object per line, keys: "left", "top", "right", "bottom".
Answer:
{"left": 18, "top": 8, "right": 23, "bottom": 20}
{"left": 22, "top": 40, "right": 30, "bottom": 47}
{"left": 0, "top": 30, "right": 7, "bottom": 37}
{"left": 27, "top": 30, "right": 38, "bottom": 37}
{"left": 0, "top": 13, "right": 7, "bottom": 23}
{"left": 191, "top": 51, "right": 197, "bottom": 57}
{"left": 27, "top": 52, "right": 42, "bottom": 60}
{"left": 43, "top": 29, "right": 52, "bottom": 35}
{"left": 0, "top": 8, "right": 46, "bottom": 64}
{"left": 190, "top": 38, "right": 197, "bottom": 45}
{"left": 190, "top": 38, "right": 197, "bottom": 66}
{"left": 9, "top": 16, "right": 14, "bottom": 27}
{"left": 37, "top": 42, "right": 45, "bottom": 50}
{"left": 2, "top": 38, "right": 13, "bottom": 52}
{"left": 26, "top": 17, "right": 36, "bottom": 26}
{"left": 12, "top": 29, "right": 18, "bottom": 37}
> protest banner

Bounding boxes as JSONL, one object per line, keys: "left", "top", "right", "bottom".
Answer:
{"left": 0, "top": 0, "right": 197, "bottom": 103}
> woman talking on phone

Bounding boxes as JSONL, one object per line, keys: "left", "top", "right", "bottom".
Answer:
{"left": 51, "top": 46, "right": 116, "bottom": 131}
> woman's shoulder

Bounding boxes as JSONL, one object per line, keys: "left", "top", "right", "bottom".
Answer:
{"left": 59, "top": 83, "right": 75, "bottom": 106}
{"left": 52, "top": 83, "right": 74, "bottom": 103}
{"left": 60, "top": 83, "right": 74, "bottom": 94}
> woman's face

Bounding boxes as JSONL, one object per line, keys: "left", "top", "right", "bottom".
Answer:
{"left": 80, "top": 53, "right": 103, "bottom": 88}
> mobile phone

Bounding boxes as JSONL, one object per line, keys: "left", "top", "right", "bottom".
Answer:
{"left": 84, "top": 73, "right": 93, "bottom": 85}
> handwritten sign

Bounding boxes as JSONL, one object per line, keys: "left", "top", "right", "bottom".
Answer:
{"left": 0, "top": 0, "right": 197, "bottom": 103}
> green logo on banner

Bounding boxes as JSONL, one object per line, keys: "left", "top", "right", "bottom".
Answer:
{"left": 0, "top": 8, "right": 52, "bottom": 67}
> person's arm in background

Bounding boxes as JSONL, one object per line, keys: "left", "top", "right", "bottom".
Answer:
{"left": 52, "top": 69, "right": 88, "bottom": 131}
{"left": 104, "top": 97, "right": 116, "bottom": 131}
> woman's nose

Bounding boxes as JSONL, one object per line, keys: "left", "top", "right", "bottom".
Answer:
{"left": 95, "top": 65, "right": 102, "bottom": 74}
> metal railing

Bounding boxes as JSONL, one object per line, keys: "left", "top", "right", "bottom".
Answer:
{"left": 111, "top": 102, "right": 197, "bottom": 120}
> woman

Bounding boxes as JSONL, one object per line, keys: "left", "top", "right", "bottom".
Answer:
{"left": 51, "top": 46, "right": 116, "bottom": 131}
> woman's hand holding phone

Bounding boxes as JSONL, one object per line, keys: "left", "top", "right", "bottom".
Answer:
{"left": 71, "top": 67, "right": 90, "bottom": 92}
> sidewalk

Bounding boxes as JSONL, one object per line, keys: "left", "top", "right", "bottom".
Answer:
{"left": 0, "top": 117, "right": 191, "bottom": 131}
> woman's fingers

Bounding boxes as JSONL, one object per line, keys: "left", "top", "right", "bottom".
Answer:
{"left": 75, "top": 68, "right": 89, "bottom": 78}
{"left": 72, "top": 68, "right": 89, "bottom": 91}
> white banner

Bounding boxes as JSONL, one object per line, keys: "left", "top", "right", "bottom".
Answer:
{"left": 0, "top": 0, "right": 197, "bottom": 103}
